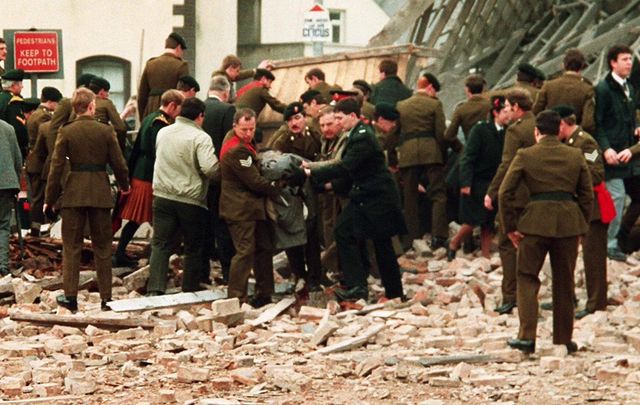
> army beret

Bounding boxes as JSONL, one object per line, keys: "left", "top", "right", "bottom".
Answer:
{"left": 41, "top": 86, "right": 63, "bottom": 102}
{"left": 533, "top": 67, "right": 546, "bottom": 81}
{"left": 90, "top": 77, "right": 110, "bottom": 91}
{"left": 2, "top": 69, "right": 25, "bottom": 81}
{"left": 300, "top": 89, "right": 321, "bottom": 104}
{"left": 23, "top": 97, "right": 41, "bottom": 112}
{"left": 283, "top": 102, "right": 305, "bottom": 121}
{"left": 551, "top": 104, "right": 576, "bottom": 119}
{"left": 352, "top": 79, "right": 372, "bottom": 95}
{"left": 374, "top": 102, "right": 399, "bottom": 121}
{"left": 423, "top": 72, "right": 441, "bottom": 92}
{"left": 517, "top": 63, "right": 546, "bottom": 81}
{"left": 179, "top": 75, "right": 200, "bottom": 92}
{"left": 168, "top": 32, "right": 187, "bottom": 49}
{"left": 76, "top": 73, "right": 96, "bottom": 88}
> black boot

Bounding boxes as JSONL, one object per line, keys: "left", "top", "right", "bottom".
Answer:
{"left": 56, "top": 295, "right": 78, "bottom": 312}
{"left": 431, "top": 236, "right": 448, "bottom": 250}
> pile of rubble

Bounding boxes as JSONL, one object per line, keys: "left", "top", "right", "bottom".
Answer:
{"left": 1, "top": 238, "right": 640, "bottom": 404}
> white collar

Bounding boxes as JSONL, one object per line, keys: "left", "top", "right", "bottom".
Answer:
{"left": 612, "top": 71, "right": 627, "bottom": 87}
{"left": 495, "top": 122, "right": 503, "bottom": 132}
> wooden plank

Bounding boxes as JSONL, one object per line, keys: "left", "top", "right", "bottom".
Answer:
{"left": 368, "top": 0, "right": 436, "bottom": 47}
{"left": 484, "top": 29, "right": 527, "bottom": 85}
{"left": 436, "top": 0, "right": 477, "bottom": 70}
{"left": 418, "top": 354, "right": 497, "bottom": 367}
{"left": 0, "top": 395, "right": 85, "bottom": 404}
{"left": 532, "top": 11, "right": 581, "bottom": 64}
{"left": 312, "top": 323, "right": 385, "bottom": 355}
{"left": 423, "top": 0, "right": 458, "bottom": 48}
{"left": 107, "top": 290, "right": 228, "bottom": 312}
{"left": 594, "top": 0, "right": 640, "bottom": 36}
{"left": 563, "top": 1, "right": 600, "bottom": 42}
{"left": 248, "top": 296, "right": 296, "bottom": 327}
{"left": 10, "top": 311, "right": 156, "bottom": 330}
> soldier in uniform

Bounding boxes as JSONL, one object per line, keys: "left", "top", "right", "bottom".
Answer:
{"left": 177, "top": 75, "right": 200, "bottom": 99}
{"left": 44, "top": 88, "right": 130, "bottom": 311}
{"left": 220, "top": 108, "right": 281, "bottom": 307}
{"left": 299, "top": 89, "right": 327, "bottom": 136}
{"left": 369, "top": 59, "right": 412, "bottom": 106}
{"left": 137, "top": 33, "right": 189, "bottom": 118}
{"left": 235, "top": 69, "right": 287, "bottom": 117}
{"left": 25, "top": 87, "right": 62, "bottom": 237}
{"left": 395, "top": 72, "right": 456, "bottom": 250}
{"left": 485, "top": 88, "right": 535, "bottom": 315}
{"left": 301, "top": 98, "right": 406, "bottom": 301}
{"left": 500, "top": 110, "right": 592, "bottom": 354}
{"left": 554, "top": 105, "right": 608, "bottom": 319}
{"left": 449, "top": 96, "right": 510, "bottom": 260}
{"left": 373, "top": 102, "right": 400, "bottom": 168}
{"left": 304, "top": 68, "right": 342, "bottom": 102}
{"left": 89, "top": 77, "right": 128, "bottom": 151}
{"left": 445, "top": 74, "right": 492, "bottom": 141}
{"left": 0, "top": 69, "right": 28, "bottom": 158}
{"left": 533, "top": 49, "right": 595, "bottom": 133}
{"left": 0, "top": 38, "right": 6, "bottom": 77}
{"left": 353, "top": 79, "right": 375, "bottom": 121}
{"left": 211, "top": 55, "right": 273, "bottom": 102}
{"left": 48, "top": 74, "right": 96, "bottom": 141}
{"left": 114, "top": 90, "right": 185, "bottom": 267}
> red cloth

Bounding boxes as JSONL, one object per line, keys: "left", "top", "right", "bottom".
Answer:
{"left": 594, "top": 182, "right": 616, "bottom": 224}
{"left": 220, "top": 135, "right": 256, "bottom": 161}
{"left": 236, "top": 80, "right": 264, "bottom": 99}
{"left": 119, "top": 179, "right": 154, "bottom": 225}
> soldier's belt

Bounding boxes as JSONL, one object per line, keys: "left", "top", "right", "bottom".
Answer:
{"left": 530, "top": 191, "right": 575, "bottom": 201}
{"left": 400, "top": 131, "right": 434, "bottom": 143}
{"left": 71, "top": 163, "right": 107, "bottom": 172}
{"left": 149, "top": 88, "right": 169, "bottom": 96}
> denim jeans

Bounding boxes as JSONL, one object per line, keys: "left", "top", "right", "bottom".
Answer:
{"left": 605, "top": 178, "right": 625, "bottom": 250}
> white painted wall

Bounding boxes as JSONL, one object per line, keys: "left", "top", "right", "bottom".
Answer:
{"left": 260, "top": 0, "right": 388, "bottom": 47}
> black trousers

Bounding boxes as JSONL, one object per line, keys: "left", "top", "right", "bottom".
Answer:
{"left": 334, "top": 202, "right": 403, "bottom": 299}
{"left": 204, "top": 184, "right": 235, "bottom": 282}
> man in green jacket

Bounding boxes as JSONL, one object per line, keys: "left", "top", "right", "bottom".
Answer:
{"left": 369, "top": 59, "right": 412, "bottom": 106}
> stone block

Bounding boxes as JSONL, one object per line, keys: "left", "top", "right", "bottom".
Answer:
{"left": 539, "top": 356, "right": 562, "bottom": 371}
{"left": 64, "top": 375, "right": 96, "bottom": 394}
{"left": 122, "top": 265, "right": 150, "bottom": 291}
{"left": 33, "top": 383, "right": 62, "bottom": 397}
{"left": 298, "top": 305, "right": 326, "bottom": 321}
{"left": 177, "top": 310, "right": 198, "bottom": 330}
{"left": 266, "top": 366, "right": 311, "bottom": 392}
{"left": 177, "top": 365, "right": 209, "bottom": 382}
{"left": 11, "top": 279, "right": 42, "bottom": 304}
{"left": 469, "top": 375, "right": 508, "bottom": 386}
{"left": 230, "top": 367, "right": 263, "bottom": 385}
{"left": 211, "top": 298, "right": 241, "bottom": 316}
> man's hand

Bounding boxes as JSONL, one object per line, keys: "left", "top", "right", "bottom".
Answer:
{"left": 301, "top": 160, "right": 310, "bottom": 169}
{"left": 460, "top": 186, "right": 471, "bottom": 195}
{"left": 417, "top": 184, "right": 427, "bottom": 193}
{"left": 43, "top": 204, "right": 57, "bottom": 221}
{"left": 508, "top": 231, "right": 524, "bottom": 248}
{"left": 618, "top": 148, "right": 633, "bottom": 163}
{"left": 635, "top": 127, "right": 640, "bottom": 137}
{"left": 121, "top": 188, "right": 132, "bottom": 196}
{"left": 484, "top": 195, "right": 493, "bottom": 210}
{"left": 324, "top": 182, "right": 332, "bottom": 191}
{"left": 604, "top": 148, "right": 619, "bottom": 166}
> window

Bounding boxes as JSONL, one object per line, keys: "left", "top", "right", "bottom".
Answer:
{"left": 76, "top": 56, "right": 131, "bottom": 111}
{"left": 329, "top": 9, "right": 345, "bottom": 44}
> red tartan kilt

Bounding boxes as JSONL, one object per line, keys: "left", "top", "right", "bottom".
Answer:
{"left": 119, "top": 178, "right": 153, "bottom": 224}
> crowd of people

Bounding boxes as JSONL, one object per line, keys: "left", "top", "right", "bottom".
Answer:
{"left": 0, "top": 32, "right": 638, "bottom": 353}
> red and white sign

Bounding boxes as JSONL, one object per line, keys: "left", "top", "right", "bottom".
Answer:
{"left": 14, "top": 31, "right": 60, "bottom": 73}
{"left": 302, "top": 4, "right": 332, "bottom": 42}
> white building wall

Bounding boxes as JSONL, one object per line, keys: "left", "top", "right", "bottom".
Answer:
{"left": 260, "top": 0, "right": 387, "bottom": 47}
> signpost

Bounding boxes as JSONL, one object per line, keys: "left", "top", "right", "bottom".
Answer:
{"left": 14, "top": 31, "right": 60, "bottom": 73}
{"left": 302, "top": 2, "right": 331, "bottom": 56}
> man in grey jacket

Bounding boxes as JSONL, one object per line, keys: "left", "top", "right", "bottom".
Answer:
{"left": 0, "top": 119, "right": 22, "bottom": 276}
{"left": 147, "top": 97, "right": 218, "bottom": 295}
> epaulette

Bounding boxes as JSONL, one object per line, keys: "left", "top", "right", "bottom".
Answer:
{"left": 578, "top": 131, "right": 584, "bottom": 137}
{"left": 154, "top": 115, "right": 170, "bottom": 125}
{"left": 581, "top": 77, "right": 593, "bottom": 85}
{"left": 9, "top": 95, "right": 24, "bottom": 104}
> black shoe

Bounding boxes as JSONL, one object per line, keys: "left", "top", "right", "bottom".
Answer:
{"left": 540, "top": 301, "right": 553, "bottom": 311}
{"left": 446, "top": 245, "right": 458, "bottom": 262}
{"left": 30, "top": 228, "right": 40, "bottom": 237}
{"left": 249, "top": 295, "right": 272, "bottom": 309}
{"left": 575, "top": 309, "right": 594, "bottom": 319}
{"left": 565, "top": 341, "right": 578, "bottom": 354}
{"left": 507, "top": 338, "right": 535, "bottom": 353}
{"left": 112, "top": 254, "right": 138, "bottom": 268}
{"left": 56, "top": 295, "right": 78, "bottom": 312}
{"left": 430, "top": 237, "right": 448, "bottom": 250}
{"left": 333, "top": 285, "right": 369, "bottom": 302}
{"left": 494, "top": 301, "right": 516, "bottom": 314}
{"left": 145, "top": 291, "right": 164, "bottom": 297}
{"left": 101, "top": 300, "right": 110, "bottom": 311}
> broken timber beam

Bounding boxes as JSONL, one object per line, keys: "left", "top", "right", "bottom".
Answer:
{"left": 248, "top": 297, "right": 296, "bottom": 327}
{"left": 418, "top": 354, "right": 498, "bottom": 367}
{"left": 107, "top": 290, "right": 228, "bottom": 312}
{"left": 10, "top": 311, "right": 156, "bottom": 330}
{"left": 312, "top": 323, "right": 385, "bottom": 355}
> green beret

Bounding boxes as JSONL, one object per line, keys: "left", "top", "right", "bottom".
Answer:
{"left": 169, "top": 32, "right": 187, "bottom": 49}
{"left": 352, "top": 79, "right": 372, "bottom": 95}
{"left": 41, "top": 86, "right": 62, "bottom": 102}
{"left": 533, "top": 67, "right": 546, "bottom": 81}
{"left": 23, "top": 97, "right": 41, "bottom": 112}
{"left": 90, "top": 77, "right": 110, "bottom": 91}
{"left": 551, "top": 104, "right": 575, "bottom": 119}
{"left": 76, "top": 73, "right": 96, "bottom": 88}
{"left": 283, "top": 102, "right": 305, "bottom": 121}
{"left": 374, "top": 102, "right": 399, "bottom": 121}
{"left": 300, "top": 89, "right": 322, "bottom": 104}
{"left": 517, "top": 63, "right": 538, "bottom": 78}
{"left": 424, "top": 72, "right": 441, "bottom": 92}
{"left": 2, "top": 69, "right": 25, "bottom": 81}
{"left": 179, "top": 75, "right": 200, "bottom": 92}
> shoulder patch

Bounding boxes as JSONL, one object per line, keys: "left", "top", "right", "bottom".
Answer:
{"left": 9, "top": 95, "right": 24, "bottom": 104}
{"left": 154, "top": 115, "right": 170, "bottom": 125}
{"left": 584, "top": 149, "right": 598, "bottom": 163}
{"left": 239, "top": 155, "right": 253, "bottom": 167}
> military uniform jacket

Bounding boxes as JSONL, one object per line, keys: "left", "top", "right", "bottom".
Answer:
{"left": 137, "top": 52, "right": 189, "bottom": 117}
{"left": 370, "top": 75, "right": 412, "bottom": 106}
{"left": 234, "top": 85, "right": 286, "bottom": 116}
{"left": 128, "top": 110, "right": 171, "bottom": 182}
{"left": 459, "top": 120, "right": 505, "bottom": 188}
{"left": 499, "top": 135, "right": 592, "bottom": 238}
{"left": 312, "top": 81, "right": 342, "bottom": 103}
{"left": 445, "top": 95, "right": 492, "bottom": 141}
{"left": 270, "top": 126, "right": 320, "bottom": 161}
{"left": 311, "top": 121, "right": 406, "bottom": 239}
{"left": 594, "top": 72, "right": 638, "bottom": 180}
{"left": 95, "top": 98, "right": 127, "bottom": 149}
{"left": 395, "top": 92, "right": 448, "bottom": 167}
{"left": 45, "top": 116, "right": 129, "bottom": 208}
{"left": 25, "top": 107, "right": 53, "bottom": 174}
{"left": 566, "top": 127, "right": 604, "bottom": 221}
{"left": 533, "top": 72, "right": 595, "bottom": 133}
{"left": 0, "top": 91, "right": 27, "bottom": 158}
{"left": 486, "top": 111, "right": 536, "bottom": 205}
{"left": 219, "top": 136, "right": 281, "bottom": 222}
